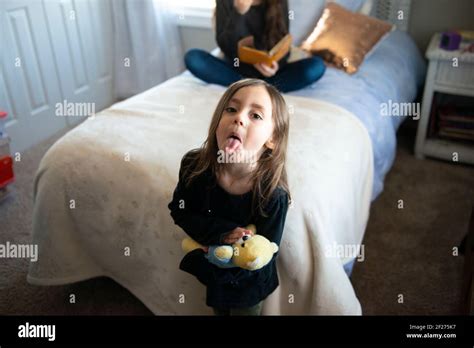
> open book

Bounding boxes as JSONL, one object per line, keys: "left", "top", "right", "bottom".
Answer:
{"left": 238, "top": 34, "right": 292, "bottom": 66}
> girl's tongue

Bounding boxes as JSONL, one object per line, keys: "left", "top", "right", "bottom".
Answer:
{"left": 225, "top": 137, "right": 241, "bottom": 153}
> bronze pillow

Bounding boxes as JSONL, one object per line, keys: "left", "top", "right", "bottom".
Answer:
{"left": 300, "top": 2, "right": 394, "bottom": 74}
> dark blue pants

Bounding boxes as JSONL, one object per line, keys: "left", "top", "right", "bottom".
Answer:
{"left": 184, "top": 48, "right": 326, "bottom": 93}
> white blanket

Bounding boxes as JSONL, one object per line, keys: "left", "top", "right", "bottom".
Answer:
{"left": 28, "top": 74, "right": 373, "bottom": 315}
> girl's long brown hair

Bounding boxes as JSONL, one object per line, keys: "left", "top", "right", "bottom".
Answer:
{"left": 185, "top": 78, "right": 290, "bottom": 216}
{"left": 262, "top": 0, "right": 288, "bottom": 51}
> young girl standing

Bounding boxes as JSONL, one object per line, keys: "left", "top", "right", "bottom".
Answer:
{"left": 184, "top": 0, "right": 326, "bottom": 93}
{"left": 168, "top": 78, "right": 290, "bottom": 315}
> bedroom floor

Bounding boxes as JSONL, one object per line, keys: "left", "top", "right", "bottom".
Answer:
{"left": 351, "top": 123, "right": 473, "bottom": 315}
{"left": 0, "top": 122, "right": 472, "bottom": 315}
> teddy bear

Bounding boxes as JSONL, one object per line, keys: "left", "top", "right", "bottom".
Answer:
{"left": 181, "top": 224, "right": 279, "bottom": 271}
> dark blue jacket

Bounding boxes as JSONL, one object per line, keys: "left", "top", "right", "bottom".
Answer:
{"left": 168, "top": 151, "right": 289, "bottom": 309}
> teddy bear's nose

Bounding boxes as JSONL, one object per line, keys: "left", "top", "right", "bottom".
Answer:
{"left": 243, "top": 235, "right": 249, "bottom": 241}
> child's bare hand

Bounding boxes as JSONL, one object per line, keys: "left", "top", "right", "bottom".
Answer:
{"left": 253, "top": 61, "right": 279, "bottom": 77}
{"left": 222, "top": 227, "right": 253, "bottom": 244}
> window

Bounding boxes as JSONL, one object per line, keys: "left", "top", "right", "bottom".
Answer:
{"left": 172, "top": 0, "right": 215, "bottom": 11}
{"left": 167, "top": 0, "right": 215, "bottom": 28}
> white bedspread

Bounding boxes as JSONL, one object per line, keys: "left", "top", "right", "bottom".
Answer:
{"left": 28, "top": 74, "right": 373, "bottom": 315}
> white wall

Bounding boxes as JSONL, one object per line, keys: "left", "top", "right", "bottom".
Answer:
{"left": 408, "top": 0, "right": 474, "bottom": 53}
{"left": 178, "top": 0, "right": 474, "bottom": 55}
{"left": 179, "top": 26, "right": 216, "bottom": 52}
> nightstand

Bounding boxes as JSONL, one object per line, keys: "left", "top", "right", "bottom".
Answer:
{"left": 414, "top": 33, "right": 474, "bottom": 164}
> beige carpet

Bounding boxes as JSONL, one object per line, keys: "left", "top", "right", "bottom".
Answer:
{"left": 352, "top": 125, "right": 473, "bottom": 315}
{"left": 0, "top": 124, "right": 472, "bottom": 315}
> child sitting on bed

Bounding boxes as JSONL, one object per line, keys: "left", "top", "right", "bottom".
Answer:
{"left": 168, "top": 78, "right": 290, "bottom": 315}
{"left": 184, "top": 0, "right": 325, "bottom": 93}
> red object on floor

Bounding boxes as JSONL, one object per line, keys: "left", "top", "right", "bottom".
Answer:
{"left": 0, "top": 156, "right": 14, "bottom": 188}
{"left": 0, "top": 111, "right": 7, "bottom": 119}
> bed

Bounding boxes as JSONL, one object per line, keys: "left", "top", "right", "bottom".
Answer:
{"left": 289, "top": 28, "right": 426, "bottom": 199}
{"left": 27, "top": 0, "right": 425, "bottom": 315}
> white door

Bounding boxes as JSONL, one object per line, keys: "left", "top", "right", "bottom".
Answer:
{"left": 1, "top": 0, "right": 68, "bottom": 152}
{"left": 0, "top": 0, "right": 115, "bottom": 152}
{"left": 43, "top": 0, "right": 114, "bottom": 126}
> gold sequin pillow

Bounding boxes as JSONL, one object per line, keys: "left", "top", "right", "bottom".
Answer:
{"left": 301, "top": 2, "right": 394, "bottom": 74}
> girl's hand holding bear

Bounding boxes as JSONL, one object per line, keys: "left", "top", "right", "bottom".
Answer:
{"left": 221, "top": 226, "right": 254, "bottom": 244}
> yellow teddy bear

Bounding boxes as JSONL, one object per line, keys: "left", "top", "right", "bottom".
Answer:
{"left": 181, "top": 224, "right": 278, "bottom": 271}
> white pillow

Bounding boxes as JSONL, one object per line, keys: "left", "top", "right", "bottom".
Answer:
{"left": 333, "top": 0, "right": 368, "bottom": 12}
{"left": 288, "top": 0, "right": 372, "bottom": 46}
{"left": 288, "top": 0, "right": 326, "bottom": 46}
